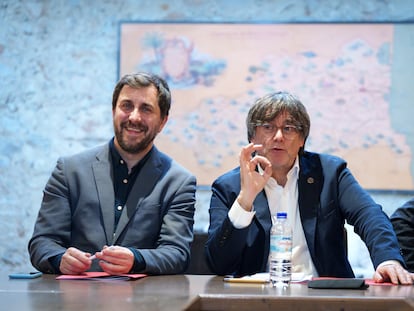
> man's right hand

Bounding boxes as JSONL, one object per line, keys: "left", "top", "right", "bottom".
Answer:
{"left": 59, "top": 247, "right": 93, "bottom": 275}
{"left": 237, "top": 143, "right": 272, "bottom": 211}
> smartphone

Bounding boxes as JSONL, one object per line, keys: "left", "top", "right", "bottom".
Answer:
{"left": 9, "top": 272, "right": 43, "bottom": 279}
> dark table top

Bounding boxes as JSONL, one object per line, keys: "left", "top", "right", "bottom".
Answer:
{"left": 2, "top": 273, "right": 414, "bottom": 310}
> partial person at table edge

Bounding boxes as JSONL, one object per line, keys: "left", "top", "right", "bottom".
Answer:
{"left": 391, "top": 198, "right": 414, "bottom": 273}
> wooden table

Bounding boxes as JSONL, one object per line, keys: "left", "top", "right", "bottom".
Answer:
{"left": 2, "top": 273, "right": 413, "bottom": 310}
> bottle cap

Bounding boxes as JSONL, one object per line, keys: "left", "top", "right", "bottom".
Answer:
{"left": 276, "top": 212, "right": 287, "bottom": 219}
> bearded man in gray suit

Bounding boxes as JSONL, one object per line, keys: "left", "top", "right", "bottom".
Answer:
{"left": 29, "top": 72, "right": 196, "bottom": 275}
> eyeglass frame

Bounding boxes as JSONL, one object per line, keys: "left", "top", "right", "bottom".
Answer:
{"left": 252, "top": 122, "right": 302, "bottom": 140}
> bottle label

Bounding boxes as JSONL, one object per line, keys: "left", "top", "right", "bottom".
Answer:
{"left": 270, "top": 235, "right": 292, "bottom": 254}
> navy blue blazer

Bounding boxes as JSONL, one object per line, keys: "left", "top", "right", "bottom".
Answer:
{"left": 206, "top": 151, "right": 404, "bottom": 277}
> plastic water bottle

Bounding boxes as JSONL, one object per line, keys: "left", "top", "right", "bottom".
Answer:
{"left": 269, "top": 212, "right": 292, "bottom": 287}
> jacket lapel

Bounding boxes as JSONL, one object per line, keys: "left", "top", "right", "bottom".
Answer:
{"left": 253, "top": 191, "right": 272, "bottom": 269}
{"left": 298, "top": 152, "right": 323, "bottom": 269}
{"left": 113, "top": 147, "right": 163, "bottom": 242}
{"left": 92, "top": 146, "right": 115, "bottom": 245}
{"left": 253, "top": 192, "right": 272, "bottom": 232}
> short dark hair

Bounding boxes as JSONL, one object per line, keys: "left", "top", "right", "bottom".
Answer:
{"left": 112, "top": 72, "right": 171, "bottom": 119}
{"left": 246, "top": 91, "right": 310, "bottom": 149}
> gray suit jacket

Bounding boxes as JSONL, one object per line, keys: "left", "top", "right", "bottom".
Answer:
{"left": 29, "top": 142, "right": 196, "bottom": 274}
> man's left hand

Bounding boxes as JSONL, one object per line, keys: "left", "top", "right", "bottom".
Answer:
{"left": 95, "top": 245, "right": 134, "bottom": 275}
{"left": 373, "top": 262, "right": 414, "bottom": 285}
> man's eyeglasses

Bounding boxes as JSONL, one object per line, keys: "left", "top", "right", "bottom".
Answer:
{"left": 253, "top": 123, "right": 301, "bottom": 140}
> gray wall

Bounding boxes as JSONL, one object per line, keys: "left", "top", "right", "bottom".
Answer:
{"left": 1, "top": 0, "right": 413, "bottom": 275}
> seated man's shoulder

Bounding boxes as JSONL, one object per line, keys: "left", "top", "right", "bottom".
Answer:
{"left": 156, "top": 149, "right": 195, "bottom": 179}
{"left": 391, "top": 199, "right": 414, "bottom": 219}
{"left": 305, "top": 151, "right": 346, "bottom": 167}
{"left": 213, "top": 167, "right": 241, "bottom": 186}
{"left": 61, "top": 144, "right": 108, "bottom": 163}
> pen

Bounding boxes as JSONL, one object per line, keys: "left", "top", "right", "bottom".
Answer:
{"left": 89, "top": 245, "right": 114, "bottom": 260}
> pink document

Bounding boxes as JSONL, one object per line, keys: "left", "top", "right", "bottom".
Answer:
{"left": 56, "top": 272, "right": 147, "bottom": 281}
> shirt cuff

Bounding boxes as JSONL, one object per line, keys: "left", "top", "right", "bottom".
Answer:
{"left": 49, "top": 253, "right": 63, "bottom": 274}
{"left": 128, "top": 248, "right": 146, "bottom": 273}
{"left": 228, "top": 199, "right": 256, "bottom": 229}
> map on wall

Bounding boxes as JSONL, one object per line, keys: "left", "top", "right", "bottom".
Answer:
{"left": 119, "top": 23, "right": 414, "bottom": 190}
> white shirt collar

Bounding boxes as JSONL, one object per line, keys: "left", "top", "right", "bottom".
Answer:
{"left": 259, "top": 156, "right": 300, "bottom": 188}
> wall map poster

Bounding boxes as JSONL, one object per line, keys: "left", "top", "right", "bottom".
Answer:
{"left": 119, "top": 22, "right": 414, "bottom": 190}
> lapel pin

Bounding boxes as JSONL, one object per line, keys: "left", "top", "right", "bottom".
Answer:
{"left": 307, "top": 177, "right": 314, "bottom": 184}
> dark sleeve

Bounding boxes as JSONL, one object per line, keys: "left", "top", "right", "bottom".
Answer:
{"left": 391, "top": 199, "right": 414, "bottom": 272}
{"left": 128, "top": 248, "right": 146, "bottom": 273}
{"left": 49, "top": 254, "right": 63, "bottom": 274}
{"left": 28, "top": 157, "right": 74, "bottom": 273}
{"left": 318, "top": 154, "right": 405, "bottom": 270}
{"left": 205, "top": 170, "right": 267, "bottom": 277}
{"left": 206, "top": 177, "right": 247, "bottom": 276}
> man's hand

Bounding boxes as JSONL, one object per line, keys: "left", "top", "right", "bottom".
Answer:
{"left": 237, "top": 143, "right": 272, "bottom": 211}
{"left": 373, "top": 262, "right": 414, "bottom": 285}
{"left": 60, "top": 247, "right": 93, "bottom": 275}
{"left": 95, "top": 245, "right": 134, "bottom": 275}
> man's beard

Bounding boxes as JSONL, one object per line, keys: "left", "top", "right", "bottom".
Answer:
{"left": 114, "top": 122, "right": 158, "bottom": 154}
